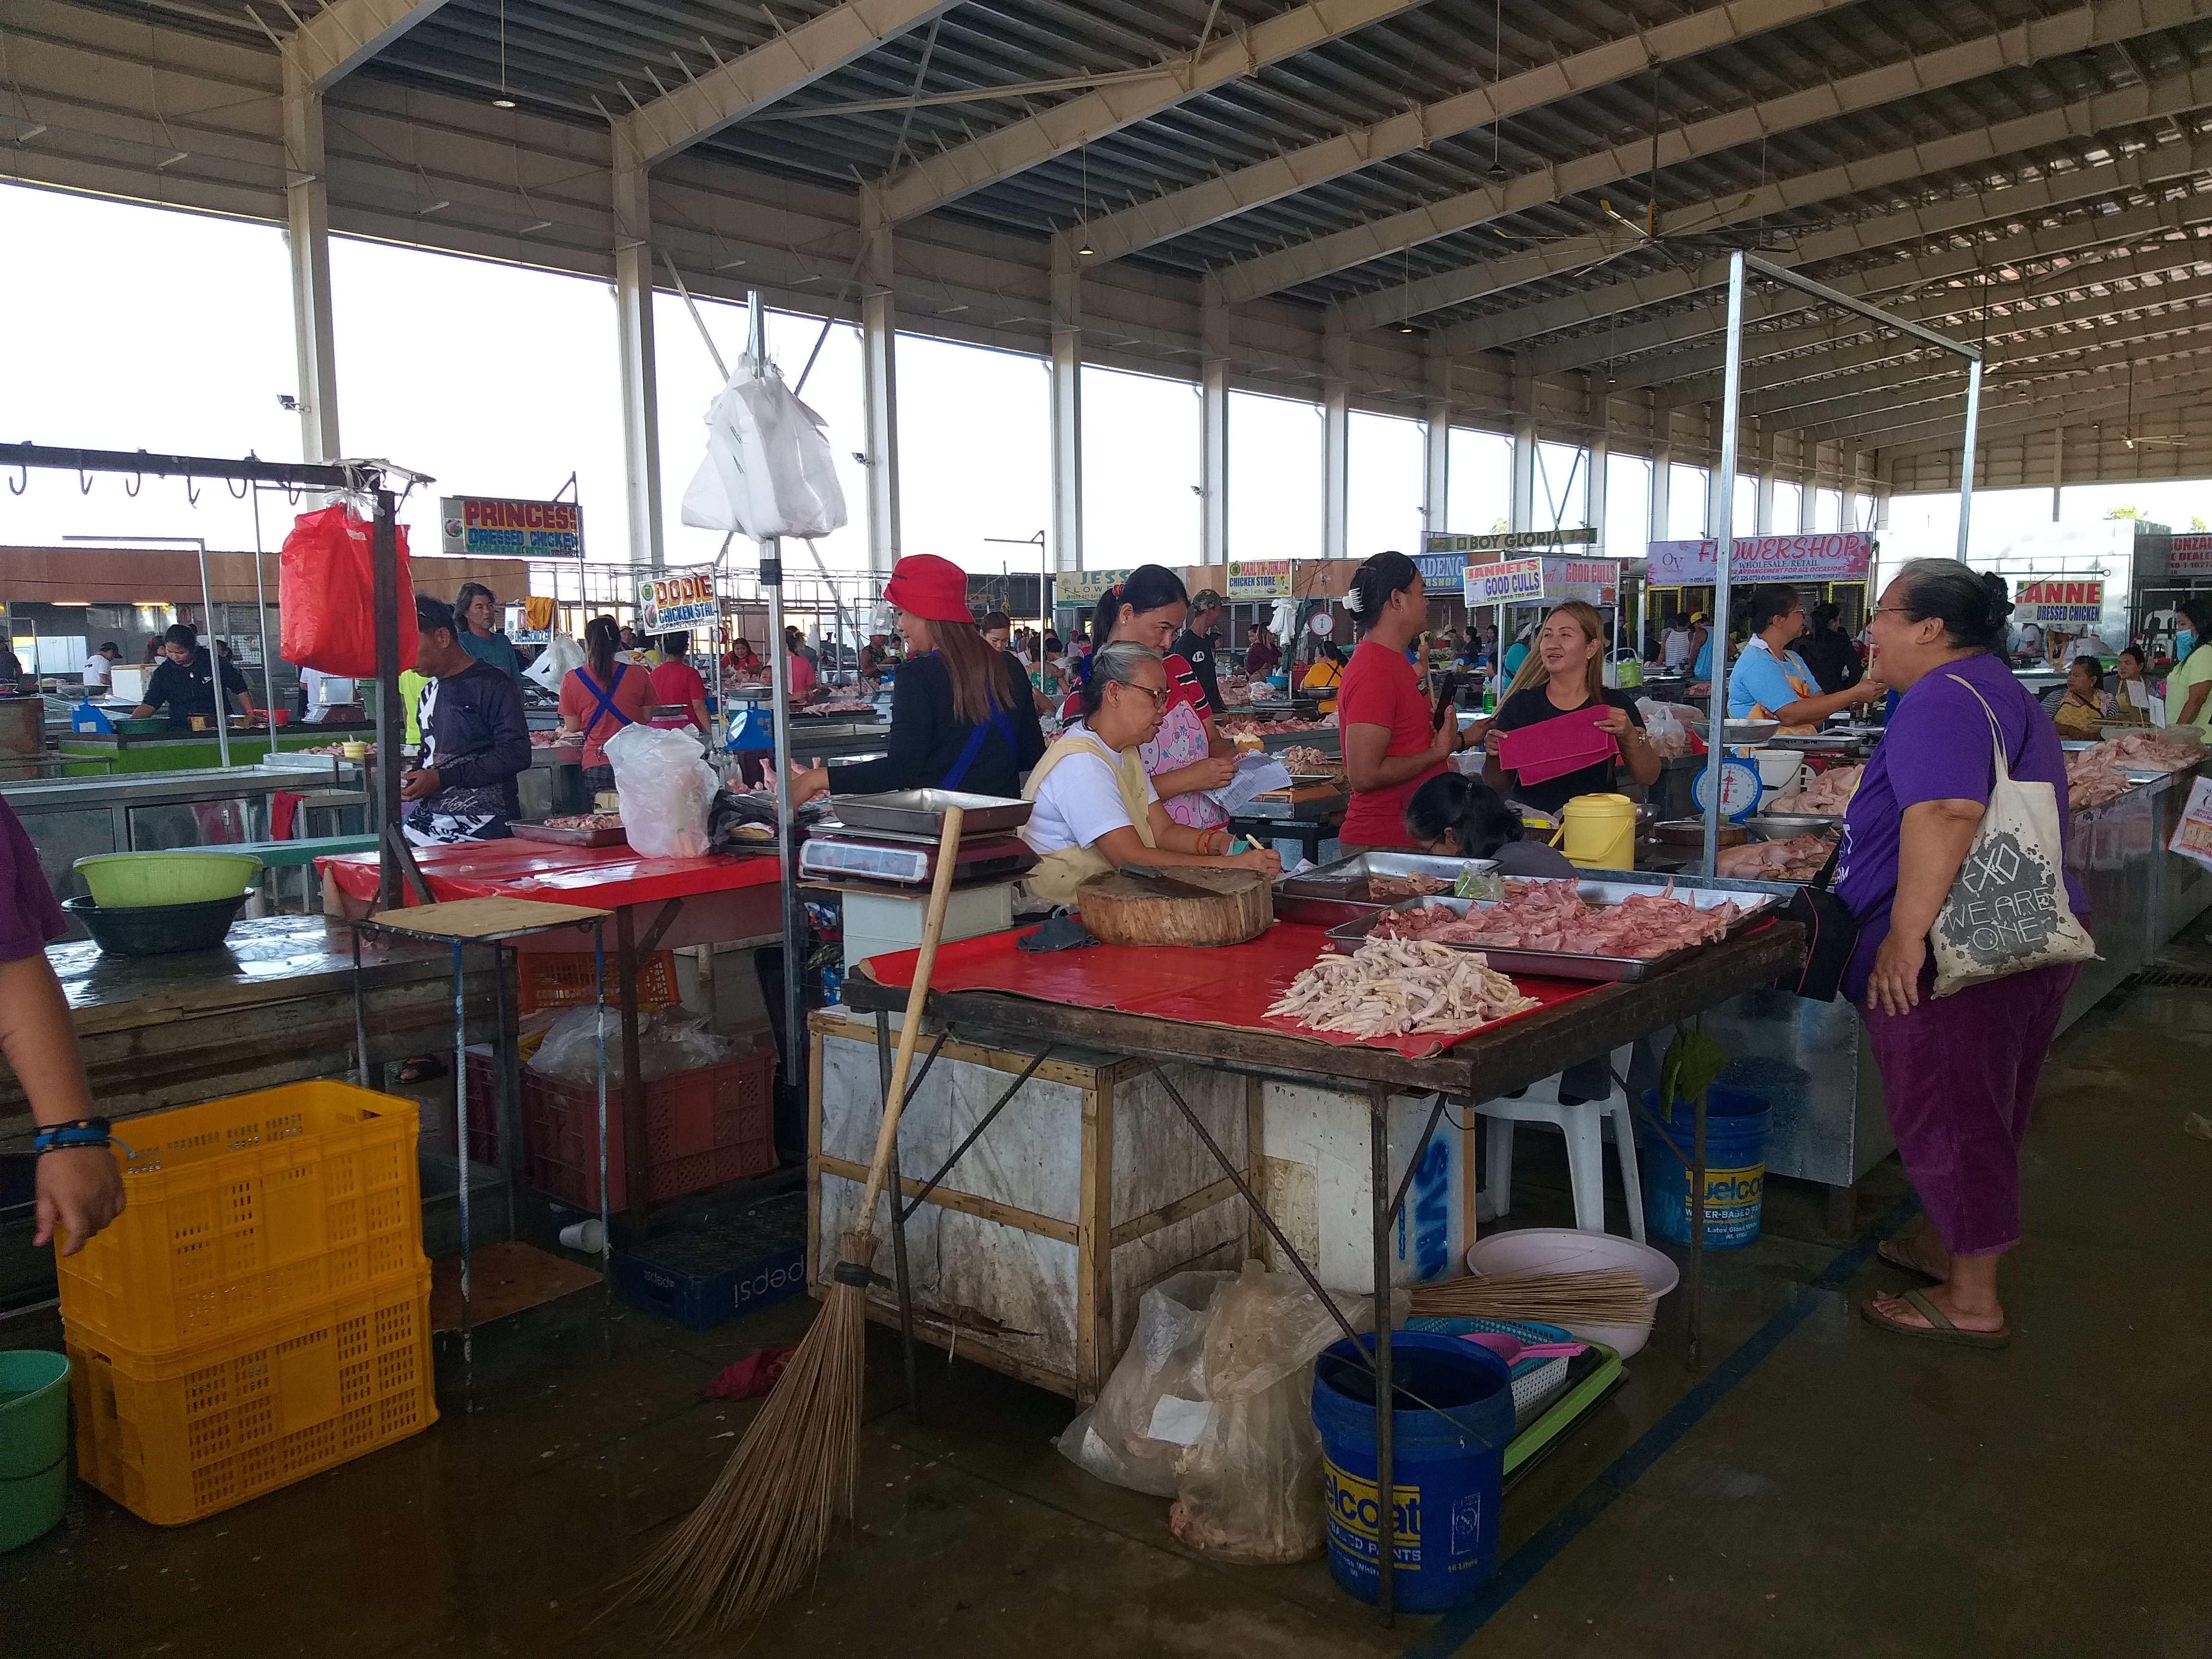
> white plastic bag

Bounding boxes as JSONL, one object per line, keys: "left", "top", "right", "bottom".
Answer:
{"left": 526, "top": 1004, "right": 734, "bottom": 1086}
{"left": 680, "top": 357, "right": 849, "bottom": 540}
{"left": 524, "top": 633, "right": 583, "bottom": 693}
{"left": 602, "top": 724, "right": 719, "bottom": 858}
{"left": 1056, "top": 1271, "right": 1224, "bottom": 1497}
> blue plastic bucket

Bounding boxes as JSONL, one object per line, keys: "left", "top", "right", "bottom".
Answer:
{"left": 1310, "top": 1332, "right": 1515, "bottom": 1611}
{"left": 0, "top": 1350, "right": 71, "bottom": 1552}
{"left": 1640, "top": 1085, "right": 1772, "bottom": 1249}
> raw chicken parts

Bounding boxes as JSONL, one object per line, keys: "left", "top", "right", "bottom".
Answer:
{"left": 1368, "top": 872, "right": 1454, "bottom": 898}
{"left": 1265, "top": 936, "right": 1538, "bottom": 1039}
{"left": 1714, "top": 832, "right": 1836, "bottom": 881}
{"left": 2065, "top": 729, "right": 2205, "bottom": 810}
{"left": 1770, "top": 762, "right": 1862, "bottom": 815}
{"left": 1371, "top": 879, "right": 1743, "bottom": 960}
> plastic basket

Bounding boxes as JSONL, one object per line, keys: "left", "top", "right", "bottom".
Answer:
{"left": 515, "top": 950, "right": 678, "bottom": 1016}
{"left": 56, "top": 1082, "right": 425, "bottom": 1355}
{"left": 67, "top": 1266, "right": 437, "bottom": 1526}
{"left": 525, "top": 1048, "right": 776, "bottom": 1213}
{"left": 615, "top": 1193, "right": 806, "bottom": 1332}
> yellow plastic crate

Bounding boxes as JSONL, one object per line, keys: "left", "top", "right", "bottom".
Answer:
{"left": 57, "top": 1081, "right": 425, "bottom": 1353}
{"left": 67, "top": 1266, "right": 437, "bottom": 1526}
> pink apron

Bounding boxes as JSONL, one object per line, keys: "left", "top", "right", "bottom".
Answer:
{"left": 1144, "top": 697, "right": 1229, "bottom": 831}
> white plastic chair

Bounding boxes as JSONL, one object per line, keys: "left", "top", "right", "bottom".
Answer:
{"left": 1475, "top": 1044, "right": 1646, "bottom": 1243}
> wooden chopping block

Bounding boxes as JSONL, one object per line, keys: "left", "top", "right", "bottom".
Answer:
{"left": 1076, "top": 866, "right": 1272, "bottom": 947}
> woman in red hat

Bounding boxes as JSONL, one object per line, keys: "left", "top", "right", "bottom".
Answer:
{"left": 789, "top": 553, "right": 1044, "bottom": 803}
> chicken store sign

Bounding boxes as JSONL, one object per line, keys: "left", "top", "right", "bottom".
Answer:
{"left": 1646, "top": 532, "right": 1873, "bottom": 586}
{"left": 637, "top": 567, "right": 718, "bottom": 631}
{"left": 439, "top": 495, "right": 584, "bottom": 557}
{"left": 2013, "top": 578, "right": 2105, "bottom": 627}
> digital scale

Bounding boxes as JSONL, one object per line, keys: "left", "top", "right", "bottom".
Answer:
{"left": 799, "top": 824, "right": 1038, "bottom": 888}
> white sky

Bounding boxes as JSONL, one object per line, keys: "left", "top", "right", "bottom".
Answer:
{"left": 3, "top": 180, "right": 2209, "bottom": 583}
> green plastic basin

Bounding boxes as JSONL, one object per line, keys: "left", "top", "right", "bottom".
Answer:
{"left": 0, "top": 1350, "right": 70, "bottom": 1552}
{"left": 73, "top": 851, "right": 264, "bottom": 907}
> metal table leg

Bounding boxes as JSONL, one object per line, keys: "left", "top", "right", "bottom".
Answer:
{"left": 452, "top": 940, "right": 472, "bottom": 1358}
{"left": 1689, "top": 1079, "right": 1707, "bottom": 1370}
{"left": 493, "top": 944, "right": 522, "bottom": 1243}
{"left": 350, "top": 925, "right": 368, "bottom": 1086}
{"left": 593, "top": 920, "right": 612, "bottom": 1276}
{"left": 1370, "top": 1084, "right": 1395, "bottom": 1626}
{"left": 616, "top": 906, "right": 649, "bottom": 1238}
{"left": 875, "top": 1011, "right": 922, "bottom": 1427}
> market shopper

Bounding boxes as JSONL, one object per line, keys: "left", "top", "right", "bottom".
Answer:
{"left": 0, "top": 793, "right": 126, "bottom": 1255}
{"left": 1485, "top": 601, "right": 1659, "bottom": 815}
{"left": 649, "top": 632, "right": 711, "bottom": 733}
{"left": 788, "top": 554, "right": 1045, "bottom": 805}
{"left": 401, "top": 594, "right": 530, "bottom": 845}
{"left": 455, "top": 582, "right": 523, "bottom": 682}
{"left": 81, "top": 642, "right": 119, "bottom": 689}
{"left": 1021, "top": 641, "right": 1278, "bottom": 905}
{"left": 1404, "top": 771, "right": 1575, "bottom": 876}
{"left": 1061, "top": 565, "right": 1238, "bottom": 832}
{"left": 1243, "top": 624, "right": 1281, "bottom": 680}
{"left": 1797, "top": 602, "right": 1863, "bottom": 694}
{"left": 1172, "top": 588, "right": 1226, "bottom": 714}
{"left": 558, "top": 615, "right": 655, "bottom": 793}
{"left": 130, "top": 624, "right": 253, "bottom": 729}
{"left": 1337, "top": 552, "right": 1471, "bottom": 851}
{"left": 2164, "top": 594, "right": 2212, "bottom": 735}
{"left": 981, "top": 609, "right": 1054, "bottom": 715}
{"left": 1729, "top": 585, "right": 1884, "bottom": 731}
{"left": 1838, "top": 560, "right": 2089, "bottom": 1348}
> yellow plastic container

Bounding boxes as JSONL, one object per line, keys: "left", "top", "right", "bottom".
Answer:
{"left": 1559, "top": 793, "right": 1637, "bottom": 870}
{"left": 57, "top": 1082, "right": 424, "bottom": 1354}
{"left": 67, "top": 1266, "right": 437, "bottom": 1526}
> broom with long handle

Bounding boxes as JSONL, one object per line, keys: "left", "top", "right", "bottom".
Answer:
{"left": 620, "top": 805, "right": 967, "bottom": 1635}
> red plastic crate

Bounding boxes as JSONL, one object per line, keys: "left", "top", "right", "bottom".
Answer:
{"left": 525, "top": 1048, "right": 775, "bottom": 1211}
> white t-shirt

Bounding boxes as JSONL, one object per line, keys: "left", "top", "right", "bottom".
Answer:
{"left": 82, "top": 654, "right": 113, "bottom": 688}
{"left": 1024, "top": 723, "right": 1158, "bottom": 855}
{"left": 1661, "top": 628, "right": 1691, "bottom": 668}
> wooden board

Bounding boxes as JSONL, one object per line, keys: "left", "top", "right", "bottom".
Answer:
{"left": 1076, "top": 866, "right": 1271, "bottom": 947}
{"left": 509, "top": 820, "right": 628, "bottom": 848}
{"left": 366, "top": 896, "right": 611, "bottom": 940}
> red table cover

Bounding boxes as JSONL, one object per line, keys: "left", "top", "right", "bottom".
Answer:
{"left": 858, "top": 922, "right": 1597, "bottom": 1060}
{"left": 318, "top": 840, "right": 781, "bottom": 909}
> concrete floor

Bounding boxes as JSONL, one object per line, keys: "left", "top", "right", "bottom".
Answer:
{"left": 9, "top": 941, "right": 2211, "bottom": 1659}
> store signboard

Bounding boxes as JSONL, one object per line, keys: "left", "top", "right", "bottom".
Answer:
{"left": 1226, "top": 559, "right": 1293, "bottom": 600}
{"left": 1414, "top": 553, "right": 1465, "bottom": 593}
{"left": 1544, "top": 557, "right": 1620, "bottom": 605}
{"left": 2169, "top": 533, "right": 2212, "bottom": 578}
{"left": 1425, "top": 529, "right": 1598, "bottom": 553}
{"left": 1058, "top": 568, "right": 1130, "bottom": 606}
{"left": 439, "top": 495, "right": 584, "bottom": 557}
{"left": 2013, "top": 578, "right": 2105, "bottom": 627}
{"left": 1646, "top": 532, "right": 1872, "bottom": 586}
{"left": 637, "top": 566, "right": 718, "bottom": 632}
{"left": 1465, "top": 557, "right": 1547, "bottom": 605}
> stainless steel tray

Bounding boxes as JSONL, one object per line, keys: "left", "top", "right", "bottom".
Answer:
{"left": 1273, "top": 851, "right": 1495, "bottom": 927}
{"left": 830, "top": 788, "right": 1033, "bottom": 836}
{"left": 1322, "top": 875, "right": 1780, "bottom": 982}
{"left": 1746, "top": 815, "right": 1843, "bottom": 840}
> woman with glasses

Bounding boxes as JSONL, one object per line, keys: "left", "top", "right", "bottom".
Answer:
{"left": 1022, "top": 641, "right": 1279, "bottom": 907}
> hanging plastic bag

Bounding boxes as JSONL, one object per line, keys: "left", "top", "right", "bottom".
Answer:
{"left": 680, "top": 356, "right": 849, "bottom": 539}
{"left": 525, "top": 633, "right": 584, "bottom": 693}
{"left": 1928, "top": 673, "right": 2098, "bottom": 998}
{"left": 602, "top": 723, "right": 719, "bottom": 858}
{"left": 278, "top": 505, "right": 415, "bottom": 677}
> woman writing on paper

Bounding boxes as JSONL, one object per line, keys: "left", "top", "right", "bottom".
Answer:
{"left": 1485, "top": 601, "right": 1660, "bottom": 816}
{"left": 1022, "top": 642, "right": 1279, "bottom": 906}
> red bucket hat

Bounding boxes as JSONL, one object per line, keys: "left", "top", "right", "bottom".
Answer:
{"left": 883, "top": 553, "right": 973, "bottom": 625}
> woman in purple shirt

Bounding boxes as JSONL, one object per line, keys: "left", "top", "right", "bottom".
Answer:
{"left": 1836, "top": 560, "right": 2088, "bottom": 1348}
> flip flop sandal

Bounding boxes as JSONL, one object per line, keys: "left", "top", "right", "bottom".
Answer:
{"left": 1876, "top": 1238, "right": 1946, "bottom": 1281}
{"left": 394, "top": 1055, "right": 447, "bottom": 1085}
{"left": 1860, "top": 1287, "right": 2011, "bottom": 1349}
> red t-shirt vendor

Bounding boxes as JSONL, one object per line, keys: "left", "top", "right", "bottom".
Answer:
{"left": 1336, "top": 551, "right": 1480, "bottom": 850}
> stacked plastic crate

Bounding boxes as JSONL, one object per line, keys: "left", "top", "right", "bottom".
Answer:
{"left": 57, "top": 1082, "right": 436, "bottom": 1525}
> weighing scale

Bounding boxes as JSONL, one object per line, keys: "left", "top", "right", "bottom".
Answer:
{"left": 800, "top": 823, "right": 1038, "bottom": 889}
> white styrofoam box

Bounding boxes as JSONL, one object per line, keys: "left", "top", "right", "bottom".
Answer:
{"left": 842, "top": 883, "right": 1015, "bottom": 974}
{"left": 814, "top": 1022, "right": 1245, "bottom": 1387}
{"left": 1258, "top": 1081, "right": 1477, "bottom": 1295}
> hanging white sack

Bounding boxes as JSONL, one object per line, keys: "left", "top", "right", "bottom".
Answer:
{"left": 680, "top": 355, "right": 849, "bottom": 539}
{"left": 1927, "top": 673, "right": 2098, "bottom": 998}
{"left": 523, "top": 633, "right": 583, "bottom": 693}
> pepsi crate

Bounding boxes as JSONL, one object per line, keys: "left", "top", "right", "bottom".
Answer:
{"left": 614, "top": 1192, "right": 806, "bottom": 1332}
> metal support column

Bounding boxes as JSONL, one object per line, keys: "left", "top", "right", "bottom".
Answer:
{"left": 1201, "top": 301, "right": 1230, "bottom": 565}
{"left": 613, "top": 134, "right": 664, "bottom": 571}
{"left": 1049, "top": 240, "right": 1083, "bottom": 574}
{"left": 861, "top": 188, "right": 902, "bottom": 582}
{"left": 1755, "top": 462, "right": 1777, "bottom": 536}
{"left": 1508, "top": 368, "right": 1536, "bottom": 533}
{"left": 1955, "top": 356, "right": 1983, "bottom": 561}
{"left": 281, "top": 58, "right": 341, "bottom": 466}
{"left": 1422, "top": 338, "right": 1451, "bottom": 538}
{"left": 2051, "top": 423, "right": 2065, "bottom": 522}
{"left": 1322, "top": 325, "right": 1350, "bottom": 563}
{"left": 1587, "top": 376, "right": 1611, "bottom": 558}
{"left": 1699, "top": 252, "right": 1748, "bottom": 885}
{"left": 371, "top": 488, "right": 405, "bottom": 909}
{"left": 1649, "top": 423, "right": 1672, "bottom": 545}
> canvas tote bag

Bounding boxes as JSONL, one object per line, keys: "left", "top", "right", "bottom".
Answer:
{"left": 1929, "top": 673, "right": 2097, "bottom": 998}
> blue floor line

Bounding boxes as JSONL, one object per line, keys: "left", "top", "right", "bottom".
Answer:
{"left": 1407, "top": 1193, "right": 1922, "bottom": 1659}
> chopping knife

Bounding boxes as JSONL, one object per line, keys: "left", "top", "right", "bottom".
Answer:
{"left": 1116, "top": 863, "right": 1221, "bottom": 900}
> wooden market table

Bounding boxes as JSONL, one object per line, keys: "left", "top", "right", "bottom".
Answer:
{"left": 837, "top": 915, "right": 1803, "bottom": 1624}
{"left": 319, "top": 839, "right": 785, "bottom": 1234}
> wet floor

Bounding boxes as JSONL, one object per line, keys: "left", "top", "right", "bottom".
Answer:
{"left": 8, "top": 943, "right": 2210, "bottom": 1658}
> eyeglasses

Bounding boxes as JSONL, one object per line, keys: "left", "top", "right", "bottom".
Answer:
{"left": 1113, "top": 679, "right": 1169, "bottom": 708}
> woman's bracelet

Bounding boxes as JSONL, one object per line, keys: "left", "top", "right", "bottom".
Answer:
{"left": 1198, "top": 829, "right": 1228, "bottom": 854}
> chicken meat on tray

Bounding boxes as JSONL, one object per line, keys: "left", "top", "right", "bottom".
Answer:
{"left": 1371, "top": 878, "right": 1742, "bottom": 960}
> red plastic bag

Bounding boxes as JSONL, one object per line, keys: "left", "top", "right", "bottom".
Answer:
{"left": 278, "top": 505, "right": 416, "bottom": 677}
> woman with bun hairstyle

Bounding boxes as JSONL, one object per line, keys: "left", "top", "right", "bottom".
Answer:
{"left": 1060, "top": 563, "right": 1239, "bottom": 832}
{"left": 1839, "top": 560, "right": 2089, "bottom": 1349}
{"left": 1335, "top": 551, "right": 1478, "bottom": 850}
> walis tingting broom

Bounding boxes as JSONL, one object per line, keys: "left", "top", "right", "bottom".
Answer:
{"left": 616, "top": 806, "right": 967, "bottom": 1635}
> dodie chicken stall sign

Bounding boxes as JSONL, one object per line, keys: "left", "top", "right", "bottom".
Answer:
{"left": 638, "top": 567, "right": 718, "bottom": 632}
{"left": 439, "top": 495, "right": 584, "bottom": 556}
